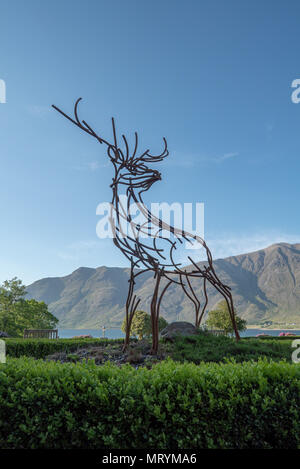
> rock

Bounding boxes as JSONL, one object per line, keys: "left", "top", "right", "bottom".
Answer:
{"left": 0, "top": 331, "right": 9, "bottom": 338}
{"left": 160, "top": 321, "right": 199, "bottom": 341}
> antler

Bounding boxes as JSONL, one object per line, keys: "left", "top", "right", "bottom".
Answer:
{"left": 52, "top": 98, "right": 169, "bottom": 164}
{"left": 52, "top": 98, "right": 112, "bottom": 146}
{"left": 135, "top": 137, "right": 169, "bottom": 163}
{"left": 52, "top": 98, "right": 126, "bottom": 163}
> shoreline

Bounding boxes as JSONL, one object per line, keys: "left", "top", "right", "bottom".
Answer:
{"left": 60, "top": 326, "right": 300, "bottom": 331}
{"left": 247, "top": 326, "right": 300, "bottom": 331}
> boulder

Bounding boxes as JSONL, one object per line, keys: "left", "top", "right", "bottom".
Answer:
{"left": 160, "top": 321, "right": 199, "bottom": 341}
{"left": 0, "top": 331, "right": 9, "bottom": 338}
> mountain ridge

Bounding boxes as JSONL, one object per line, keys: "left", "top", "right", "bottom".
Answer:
{"left": 26, "top": 242, "right": 300, "bottom": 328}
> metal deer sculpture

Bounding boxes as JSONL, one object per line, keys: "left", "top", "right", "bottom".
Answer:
{"left": 52, "top": 98, "right": 241, "bottom": 353}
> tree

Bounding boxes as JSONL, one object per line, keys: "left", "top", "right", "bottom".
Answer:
{"left": 122, "top": 310, "right": 168, "bottom": 340}
{"left": 0, "top": 277, "right": 58, "bottom": 337}
{"left": 0, "top": 277, "right": 26, "bottom": 334}
{"left": 15, "top": 299, "right": 58, "bottom": 332}
{"left": 206, "top": 300, "right": 247, "bottom": 335}
{"left": 1, "top": 278, "right": 26, "bottom": 303}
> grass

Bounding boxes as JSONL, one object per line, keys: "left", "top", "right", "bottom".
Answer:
{"left": 165, "top": 333, "right": 296, "bottom": 364}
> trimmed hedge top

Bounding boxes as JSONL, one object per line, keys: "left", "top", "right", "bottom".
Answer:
{"left": 3, "top": 337, "right": 128, "bottom": 359}
{"left": 0, "top": 357, "right": 299, "bottom": 449}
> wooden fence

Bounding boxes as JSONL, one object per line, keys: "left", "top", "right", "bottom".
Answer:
{"left": 23, "top": 329, "right": 58, "bottom": 339}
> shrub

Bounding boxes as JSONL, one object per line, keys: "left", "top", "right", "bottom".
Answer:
{"left": 121, "top": 311, "right": 168, "bottom": 340}
{"left": 168, "top": 334, "right": 294, "bottom": 363}
{"left": 5, "top": 335, "right": 295, "bottom": 363}
{"left": 3, "top": 338, "right": 129, "bottom": 359}
{"left": 205, "top": 300, "right": 247, "bottom": 334}
{"left": 0, "top": 358, "right": 299, "bottom": 449}
{"left": 255, "top": 335, "right": 300, "bottom": 341}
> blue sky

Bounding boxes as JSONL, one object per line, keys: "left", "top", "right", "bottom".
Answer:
{"left": 1, "top": 0, "right": 300, "bottom": 284}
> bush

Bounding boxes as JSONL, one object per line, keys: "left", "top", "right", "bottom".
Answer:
{"left": 168, "top": 334, "right": 295, "bottom": 363}
{"left": 205, "top": 300, "right": 247, "bottom": 334}
{"left": 5, "top": 335, "right": 296, "bottom": 363}
{"left": 121, "top": 311, "right": 168, "bottom": 340}
{"left": 3, "top": 338, "right": 129, "bottom": 359}
{"left": 0, "top": 358, "right": 299, "bottom": 449}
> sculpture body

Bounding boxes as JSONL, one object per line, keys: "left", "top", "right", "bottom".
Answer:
{"left": 53, "top": 99, "right": 241, "bottom": 353}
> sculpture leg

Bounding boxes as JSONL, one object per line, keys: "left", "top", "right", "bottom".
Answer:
{"left": 187, "top": 243, "right": 240, "bottom": 339}
{"left": 179, "top": 274, "right": 201, "bottom": 328}
{"left": 206, "top": 277, "right": 241, "bottom": 341}
{"left": 211, "top": 279, "right": 240, "bottom": 341}
{"left": 150, "top": 271, "right": 162, "bottom": 354}
{"left": 224, "top": 289, "right": 240, "bottom": 341}
{"left": 123, "top": 261, "right": 140, "bottom": 351}
{"left": 197, "top": 277, "right": 208, "bottom": 327}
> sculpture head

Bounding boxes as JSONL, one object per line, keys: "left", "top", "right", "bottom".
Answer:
{"left": 52, "top": 98, "right": 168, "bottom": 191}
{"left": 106, "top": 128, "right": 165, "bottom": 190}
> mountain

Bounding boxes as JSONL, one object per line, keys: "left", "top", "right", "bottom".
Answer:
{"left": 26, "top": 243, "right": 300, "bottom": 328}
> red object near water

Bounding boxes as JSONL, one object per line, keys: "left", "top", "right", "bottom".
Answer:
{"left": 279, "top": 332, "right": 296, "bottom": 337}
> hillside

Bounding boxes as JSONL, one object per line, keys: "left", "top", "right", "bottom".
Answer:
{"left": 26, "top": 243, "right": 300, "bottom": 328}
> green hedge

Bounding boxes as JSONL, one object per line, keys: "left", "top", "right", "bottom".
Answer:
{"left": 169, "top": 335, "right": 294, "bottom": 363}
{"left": 3, "top": 338, "right": 128, "bottom": 359}
{"left": 4, "top": 336, "right": 297, "bottom": 363}
{"left": 255, "top": 335, "right": 300, "bottom": 340}
{"left": 0, "top": 358, "right": 299, "bottom": 449}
